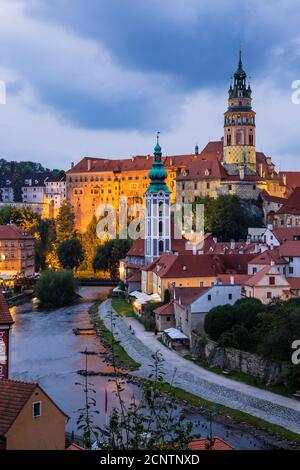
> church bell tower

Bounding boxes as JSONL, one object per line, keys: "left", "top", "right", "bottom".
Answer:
{"left": 223, "top": 49, "right": 256, "bottom": 176}
{"left": 145, "top": 134, "right": 171, "bottom": 263}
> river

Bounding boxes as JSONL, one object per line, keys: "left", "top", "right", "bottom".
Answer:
{"left": 9, "top": 287, "right": 270, "bottom": 450}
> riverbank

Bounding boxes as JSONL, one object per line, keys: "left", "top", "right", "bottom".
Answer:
{"left": 97, "top": 299, "right": 300, "bottom": 449}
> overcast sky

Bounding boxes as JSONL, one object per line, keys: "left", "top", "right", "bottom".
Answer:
{"left": 0, "top": 0, "right": 300, "bottom": 171}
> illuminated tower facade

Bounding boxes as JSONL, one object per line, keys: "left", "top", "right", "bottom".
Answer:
{"left": 223, "top": 50, "right": 256, "bottom": 176}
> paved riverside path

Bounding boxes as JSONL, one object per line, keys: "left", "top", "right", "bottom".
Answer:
{"left": 99, "top": 299, "right": 300, "bottom": 434}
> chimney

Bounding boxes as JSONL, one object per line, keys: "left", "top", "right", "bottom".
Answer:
{"left": 259, "top": 163, "right": 263, "bottom": 177}
{"left": 87, "top": 159, "right": 92, "bottom": 171}
{"left": 270, "top": 260, "right": 275, "bottom": 266}
{"left": 195, "top": 144, "right": 199, "bottom": 155}
{"left": 239, "top": 164, "right": 245, "bottom": 181}
{"left": 71, "top": 162, "right": 74, "bottom": 168}
{"left": 230, "top": 275, "right": 235, "bottom": 285}
{"left": 179, "top": 296, "right": 182, "bottom": 305}
{"left": 282, "top": 173, "right": 287, "bottom": 186}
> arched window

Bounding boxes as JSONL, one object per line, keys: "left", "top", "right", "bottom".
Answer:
{"left": 159, "top": 221, "right": 163, "bottom": 236}
{"left": 159, "top": 240, "right": 164, "bottom": 254}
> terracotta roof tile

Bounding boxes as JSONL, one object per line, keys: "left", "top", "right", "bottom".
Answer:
{"left": 173, "top": 286, "right": 209, "bottom": 305}
{"left": 279, "top": 241, "right": 300, "bottom": 257}
{"left": 0, "top": 224, "right": 34, "bottom": 241}
{"left": 272, "top": 227, "right": 300, "bottom": 243}
{"left": 249, "top": 249, "right": 288, "bottom": 265}
{"left": 0, "top": 379, "right": 37, "bottom": 436}
{"left": 276, "top": 187, "right": 300, "bottom": 215}
{"left": 188, "top": 437, "right": 235, "bottom": 451}
{"left": 260, "top": 190, "right": 286, "bottom": 204}
{"left": 153, "top": 302, "right": 175, "bottom": 316}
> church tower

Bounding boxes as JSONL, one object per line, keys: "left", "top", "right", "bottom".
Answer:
{"left": 145, "top": 134, "right": 171, "bottom": 263}
{"left": 223, "top": 49, "right": 256, "bottom": 176}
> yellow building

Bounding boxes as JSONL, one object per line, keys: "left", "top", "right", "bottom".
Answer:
{"left": 66, "top": 154, "right": 196, "bottom": 232}
{"left": 0, "top": 379, "right": 68, "bottom": 450}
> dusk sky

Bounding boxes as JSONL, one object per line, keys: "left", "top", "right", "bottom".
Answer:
{"left": 0, "top": 0, "right": 300, "bottom": 170}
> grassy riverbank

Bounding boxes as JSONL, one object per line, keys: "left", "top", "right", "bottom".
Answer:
{"left": 111, "top": 298, "right": 135, "bottom": 317}
{"left": 89, "top": 303, "right": 140, "bottom": 370}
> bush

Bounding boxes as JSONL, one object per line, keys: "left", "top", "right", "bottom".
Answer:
{"left": 204, "top": 304, "right": 235, "bottom": 341}
{"left": 35, "top": 270, "right": 78, "bottom": 308}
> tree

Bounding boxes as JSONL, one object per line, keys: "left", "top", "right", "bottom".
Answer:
{"left": 33, "top": 219, "right": 56, "bottom": 271}
{"left": 35, "top": 270, "right": 78, "bottom": 308}
{"left": 204, "top": 304, "right": 235, "bottom": 341}
{"left": 193, "top": 195, "right": 263, "bottom": 241}
{"left": 57, "top": 238, "right": 85, "bottom": 270}
{"left": 93, "top": 239, "right": 132, "bottom": 277}
{"left": 80, "top": 215, "right": 101, "bottom": 271}
{"left": 164, "top": 289, "right": 170, "bottom": 304}
{"left": 56, "top": 200, "right": 75, "bottom": 241}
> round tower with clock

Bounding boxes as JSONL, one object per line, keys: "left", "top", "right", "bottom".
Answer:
{"left": 223, "top": 49, "right": 256, "bottom": 176}
{"left": 145, "top": 134, "right": 171, "bottom": 263}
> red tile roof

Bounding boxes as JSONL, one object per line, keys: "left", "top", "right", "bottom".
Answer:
{"left": 272, "top": 227, "right": 300, "bottom": 243}
{"left": 279, "top": 172, "right": 300, "bottom": 195}
{"left": 177, "top": 159, "right": 227, "bottom": 181}
{"left": 217, "top": 274, "right": 250, "bottom": 285}
{"left": 0, "top": 290, "right": 14, "bottom": 325}
{"left": 67, "top": 443, "right": 85, "bottom": 451}
{"left": 248, "top": 249, "right": 288, "bottom": 266}
{"left": 153, "top": 302, "right": 175, "bottom": 316}
{"left": 173, "top": 286, "right": 209, "bottom": 305}
{"left": 188, "top": 437, "right": 235, "bottom": 451}
{"left": 0, "top": 379, "right": 68, "bottom": 437}
{"left": 67, "top": 154, "right": 196, "bottom": 175}
{"left": 0, "top": 224, "right": 34, "bottom": 240}
{"left": 0, "top": 379, "right": 37, "bottom": 436}
{"left": 260, "top": 190, "right": 286, "bottom": 204}
{"left": 276, "top": 187, "right": 300, "bottom": 215}
{"left": 279, "top": 241, "right": 300, "bottom": 257}
{"left": 287, "top": 277, "right": 300, "bottom": 290}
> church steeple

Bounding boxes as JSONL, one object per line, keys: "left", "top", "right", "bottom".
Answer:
{"left": 223, "top": 49, "right": 256, "bottom": 176}
{"left": 147, "top": 132, "right": 170, "bottom": 194}
{"left": 145, "top": 134, "right": 171, "bottom": 264}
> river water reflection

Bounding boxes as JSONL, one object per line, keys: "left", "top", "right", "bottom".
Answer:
{"left": 9, "top": 287, "right": 270, "bottom": 450}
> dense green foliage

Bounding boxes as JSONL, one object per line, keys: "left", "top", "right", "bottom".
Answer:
{"left": 35, "top": 270, "right": 78, "bottom": 308}
{"left": 193, "top": 195, "right": 263, "bottom": 241}
{"left": 79, "top": 215, "right": 101, "bottom": 271}
{"left": 56, "top": 200, "right": 75, "bottom": 241}
{"left": 204, "top": 298, "right": 300, "bottom": 390}
{"left": 93, "top": 238, "right": 132, "bottom": 277}
{"left": 57, "top": 238, "right": 85, "bottom": 270}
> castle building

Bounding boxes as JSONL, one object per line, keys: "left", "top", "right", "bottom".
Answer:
{"left": 145, "top": 136, "right": 171, "bottom": 263}
{"left": 66, "top": 154, "right": 196, "bottom": 233}
{"left": 67, "top": 50, "right": 292, "bottom": 233}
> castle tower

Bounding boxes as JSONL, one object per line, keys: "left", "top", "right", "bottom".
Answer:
{"left": 223, "top": 49, "right": 256, "bottom": 176}
{"left": 0, "top": 291, "right": 14, "bottom": 380}
{"left": 145, "top": 134, "right": 171, "bottom": 263}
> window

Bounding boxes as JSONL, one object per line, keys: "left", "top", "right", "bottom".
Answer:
{"left": 269, "top": 276, "right": 275, "bottom": 285}
{"left": 166, "top": 317, "right": 171, "bottom": 322}
{"left": 289, "top": 257, "right": 293, "bottom": 262}
{"left": 267, "top": 292, "right": 272, "bottom": 299}
{"left": 228, "top": 293, "right": 232, "bottom": 300}
{"left": 289, "top": 267, "right": 294, "bottom": 274}
{"left": 252, "top": 267, "right": 257, "bottom": 274}
{"left": 228, "top": 185, "right": 232, "bottom": 191}
{"left": 207, "top": 294, "right": 211, "bottom": 301}
{"left": 33, "top": 401, "right": 42, "bottom": 418}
